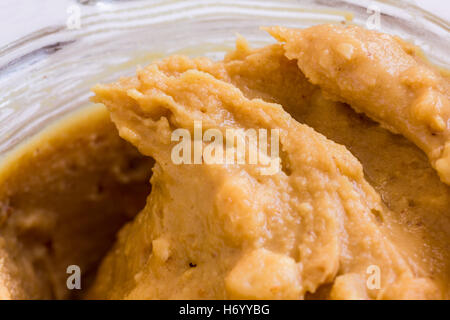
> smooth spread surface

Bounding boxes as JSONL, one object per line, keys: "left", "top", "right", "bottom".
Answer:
{"left": 88, "top": 25, "right": 450, "bottom": 299}
{"left": 0, "top": 106, "right": 152, "bottom": 299}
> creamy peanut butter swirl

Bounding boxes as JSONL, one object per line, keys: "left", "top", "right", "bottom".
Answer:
{"left": 268, "top": 24, "right": 450, "bottom": 185}
{"left": 89, "top": 29, "right": 447, "bottom": 298}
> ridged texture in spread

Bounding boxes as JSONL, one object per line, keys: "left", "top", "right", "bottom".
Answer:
{"left": 89, "top": 51, "right": 441, "bottom": 299}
